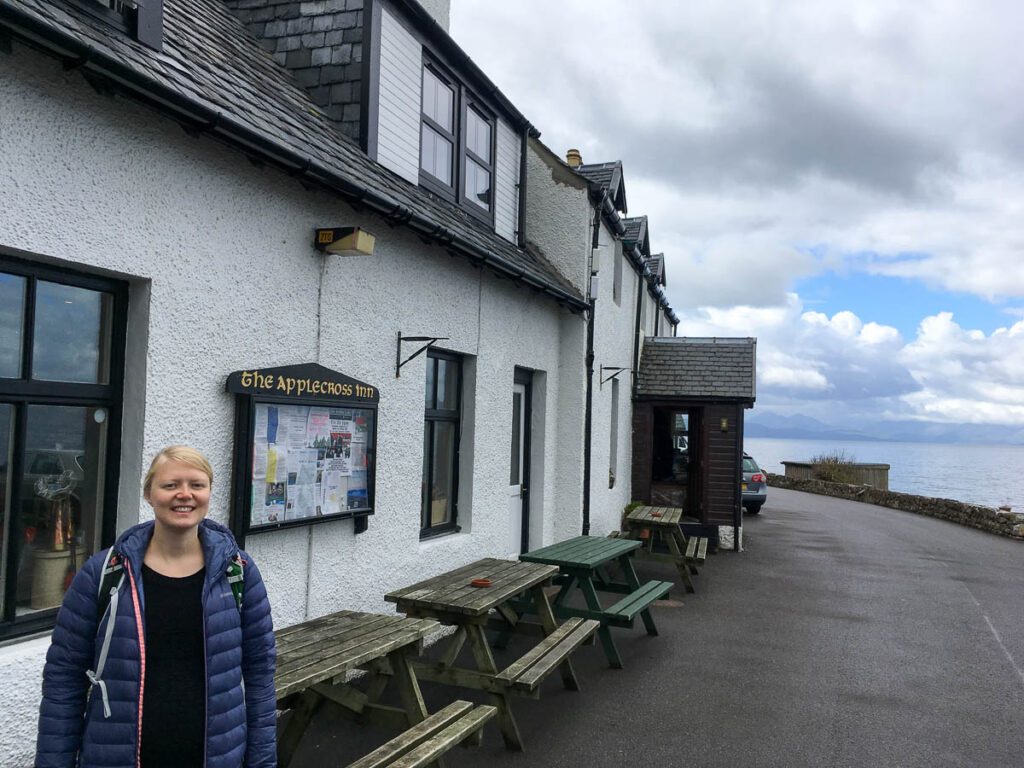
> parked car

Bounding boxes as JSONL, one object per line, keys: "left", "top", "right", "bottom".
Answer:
{"left": 742, "top": 453, "right": 766, "bottom": 514}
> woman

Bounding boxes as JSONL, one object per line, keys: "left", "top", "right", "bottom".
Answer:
{"left": 35, "top": 446, "right": 277, "bottom": 768}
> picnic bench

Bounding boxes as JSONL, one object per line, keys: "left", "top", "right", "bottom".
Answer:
{"left": 274, "top": 609, "right": 494, "bottom": 768}
{"left": 621, "top": 505, "right": 708, "bottom": 593}
{"left": 385, "top": 557, "right": 599, "bottom": 751}
{"left": 519, "top": 535, "right": 673, "bottom": 669}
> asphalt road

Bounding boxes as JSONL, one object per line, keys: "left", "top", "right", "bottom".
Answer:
{"left": 291, "top": 488, "right": 1024, "bottom": 767}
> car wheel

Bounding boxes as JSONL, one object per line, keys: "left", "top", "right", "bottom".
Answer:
{"left": 744, "top": 503, "right": 762, "bottom": 515}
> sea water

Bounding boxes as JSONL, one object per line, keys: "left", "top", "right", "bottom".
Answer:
{"left": 744, "top": 437, "right": 1024, "bottom": 512}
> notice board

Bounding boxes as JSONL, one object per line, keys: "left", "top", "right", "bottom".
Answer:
{"left": 226, "top": 363, "right": 379, "bottom": 540}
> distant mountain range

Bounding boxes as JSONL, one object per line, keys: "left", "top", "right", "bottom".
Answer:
{"left": 745, "top": 413, "right": 1024, "bottom": 446}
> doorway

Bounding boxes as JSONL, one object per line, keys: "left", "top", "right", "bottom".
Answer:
{"left": 509, "top": 370, "right": 532, "bottom": 554}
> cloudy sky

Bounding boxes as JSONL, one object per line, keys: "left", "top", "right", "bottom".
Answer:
{"left": 450, "top": 0, "right": 1024, "bottom": 432}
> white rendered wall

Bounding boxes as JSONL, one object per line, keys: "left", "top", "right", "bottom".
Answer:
{"left": 524, "top": 142, "right": 591, "bottom": 294}
{"left": 375, "top": 5, "right": 421, "bottom": 184}
{"left": 588, "top": 221, "right": 640, "bottom": 535}
{"left": 0, "top": 45, "right": 581, "bottom": 765}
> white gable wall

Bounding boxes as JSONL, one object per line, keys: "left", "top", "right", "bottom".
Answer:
{"left": 0, "top": 44, "right": 580, "bottom": 766}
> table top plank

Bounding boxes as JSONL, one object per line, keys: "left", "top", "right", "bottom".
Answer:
{"left": 520, "top": 535, "right": 641, "bottom": 569}
{"left": 278, "top": 613, "right": 434, "bottom": 661}
{"left": 274, "top": 611, "right": 439, "bottom": 700}
{"left": 627, "top": 506, "right": 684, "bottom": 527}
{"left": 385, "top": 558, "right": 558, "bottom": 616}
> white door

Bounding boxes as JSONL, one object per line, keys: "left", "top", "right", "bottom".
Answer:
{"left": 509, "top": 383, "right": 527, "bottom": 554}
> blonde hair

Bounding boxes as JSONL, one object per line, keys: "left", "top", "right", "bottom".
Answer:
{"left": 143, "top": 445, "right": 214, "bottom": 495}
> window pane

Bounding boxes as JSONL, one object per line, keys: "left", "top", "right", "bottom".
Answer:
{"left": 436, "top": 359, "right": 458, "bottom": 411}
{"left": 422, "top": 68, "right": 453, "bottom": 132}
{"left": 15, "top": 405, "right": 107, "bottom": 614}
{"left": 510, "top": 392, "right": 521, "bottom": 485}
{"left": 0, "top": 274, "right": 25, "bottom": 378}
{"left": 32, "top": 281, "right": 113, "bottom": 384}
{"left": 424, "top": 357, "right": 436, "bottom": 409}
{"left": 466, "top": 108, "right": 491, "bottom": 163}
{"left": 421, "top": 423, "right": 431, "bottom": 528}
{"left": 465, "top": 158, "right": 492, "bottom": 211}
{"left": 0, "top": 404, "right": 11, "bottom": 615}
{"left": 429, "top": 421, "right": 456, "bottom": 527}
{"left": 421, "top": 125, "right": 453, "bottom": 185}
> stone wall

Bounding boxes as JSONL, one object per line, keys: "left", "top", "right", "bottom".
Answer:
{"left": 767, "top": 474, "right": 1024, "bottom": 540}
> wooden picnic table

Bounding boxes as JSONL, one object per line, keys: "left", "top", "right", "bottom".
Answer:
{"left": 623, "top": 505, "right": 708, "bottom": 593}
{"left": 274, "top": 609, "right": 439, "bottom": 766}
{"left": 385, "top": 557, "right": 598, "bottom": 752}
{"left": 519, "top": 535, "right": 673, "bottom": 669}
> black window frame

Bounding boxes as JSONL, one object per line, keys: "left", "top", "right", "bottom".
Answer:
{"left": 0, "top": 252, "right": 128, "bottom": 641}
{"left": 459, "top": 96, "right": 496, "bottom": 219}
{"left": 421, "top": 350, "right": 462, "bottom": 538}
{"left": 419, "top": 61, "right": 459, "bottom": 198}
{"left": 418, "top": 56, "right": 497, "bottom": 227}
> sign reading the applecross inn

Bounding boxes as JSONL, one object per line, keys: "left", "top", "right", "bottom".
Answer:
{"left": 226, "top": 362, "right": 380, "bottom": 541}
{"left": 226, "top": 362, "right": 379, "bottom": 404}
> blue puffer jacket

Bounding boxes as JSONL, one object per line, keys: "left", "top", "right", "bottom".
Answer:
{"left": 35, "top": 519, "right": 277, "bottom": 767}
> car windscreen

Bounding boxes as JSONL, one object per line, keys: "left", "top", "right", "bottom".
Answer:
{"left": 742, "top": 457, "right": 759, "bottom": 472}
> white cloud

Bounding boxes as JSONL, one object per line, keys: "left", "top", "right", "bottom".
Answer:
{"left": 451, "top": 0, "right": 1024, "bottom": 307}
{"left": 449, "top": 1, "right": 1024, "bottom": 429}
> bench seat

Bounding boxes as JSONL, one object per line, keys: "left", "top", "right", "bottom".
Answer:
{"left": 346, "top": 700, "right": 496, "bottom": 768}
{"left": 685, "top": 536, "right": 708, "bottom": 565}
{"left": 494, "top": 616, "right": 599, "bottom": 693}
{"left": 604, "top": 580, "right": 673, "bottom": 625}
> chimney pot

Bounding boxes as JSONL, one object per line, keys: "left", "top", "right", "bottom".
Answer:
{"left": 566, "top": 148, "right": 582, "bottom": 167}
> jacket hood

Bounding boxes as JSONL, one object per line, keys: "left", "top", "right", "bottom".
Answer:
{"left": 113, "top": 518, "right": 240, "bottom": 574}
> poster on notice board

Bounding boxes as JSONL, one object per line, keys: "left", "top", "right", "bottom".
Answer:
{"left": 250, "top": 403, "right": 374, "bottom": 528}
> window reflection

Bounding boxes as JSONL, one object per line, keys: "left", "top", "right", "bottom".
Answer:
{"left": 0, "top": 404, "right": 11, "bottom": 616}
{"left": 421, "top": 125, "right": 453, "bottom": 185}
{"left": 32, "top": 281, "right": 113, "bottom": 384}
{"left": 0, "top": 274, "right": 25, "bottom": 378}
{"left": 466, "top": 108, "right": 491, "bottom": 163}
{"left": 466, "top": 158, "right": 492, "bottom": 210}
{"left": 422, "top": 68, "right": 454, "bottom": 131}
{"left": 15, "top": 405, "right": 106, "bottom": 614}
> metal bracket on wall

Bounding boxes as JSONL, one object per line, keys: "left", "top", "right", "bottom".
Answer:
{"left": 396, "top": 331, "right": 449, "bottom": 378}
{"left": 600, "top": 366, "right": 635, "bottom": 388}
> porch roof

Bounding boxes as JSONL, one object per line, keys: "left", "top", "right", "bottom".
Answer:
{"left": 636, "top": 337, "right": 756, "bottom": 403}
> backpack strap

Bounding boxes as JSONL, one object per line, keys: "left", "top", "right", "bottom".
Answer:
{"left": 89, "top": 546, "right": 126, "bottom": 719}
{"left": 226, "top": 552, "right": 245, "bottom": 612}
{"left": 95, "top": 546, "right": 125, "bottom": 622}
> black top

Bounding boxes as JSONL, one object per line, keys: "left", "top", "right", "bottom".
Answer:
{"left": 140, "top": 564, "right": 206, "bottom": 768}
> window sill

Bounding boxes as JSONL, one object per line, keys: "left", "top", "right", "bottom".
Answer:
{"left": 419, "top": 523, "right": 461, "bottom": 541}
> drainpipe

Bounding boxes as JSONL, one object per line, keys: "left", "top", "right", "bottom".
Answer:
{"left": 582, "top": 191, "right": 607, "bottom": 536}
{"left": 631, "top": 250, "right": 645, "bottom": 390}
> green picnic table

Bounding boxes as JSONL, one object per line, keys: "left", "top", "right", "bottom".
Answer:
{"left": 519, "top": 536, "right": 673, "bottom": 669}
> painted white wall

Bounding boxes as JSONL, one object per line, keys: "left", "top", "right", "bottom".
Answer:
{"left": 0, "top": 44, "right": 582, "bottom": 765}
{"left": 523, "top": 141, "right": 638, "bottom": 537}
{"left": 524, "top": 140, "right": 591, "bottom": 295}
{"left": 588, "top": 219, "right": 640, "bottom": 535}
{"left": 375, "top": 5, "right": 421, "bottom": 184}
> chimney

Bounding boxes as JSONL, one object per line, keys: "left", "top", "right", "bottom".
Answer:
{"left": 566, "top": 149, "right": 582, "bottom": 167}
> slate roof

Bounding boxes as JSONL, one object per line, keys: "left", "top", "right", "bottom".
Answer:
{"left": 574, "top": 160, "right": 627, "bottom": 213}
{"left": 646, "top": 253, "right": 665, "bottom": 286}
{"left": 636, "top": 337, "right": 756, "bottom": 402}
{"left": 0, "top": 0, "right": 586, "bottom": 311}
{"left": 621, "top": 215, "right": 649, "bottom": 256}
